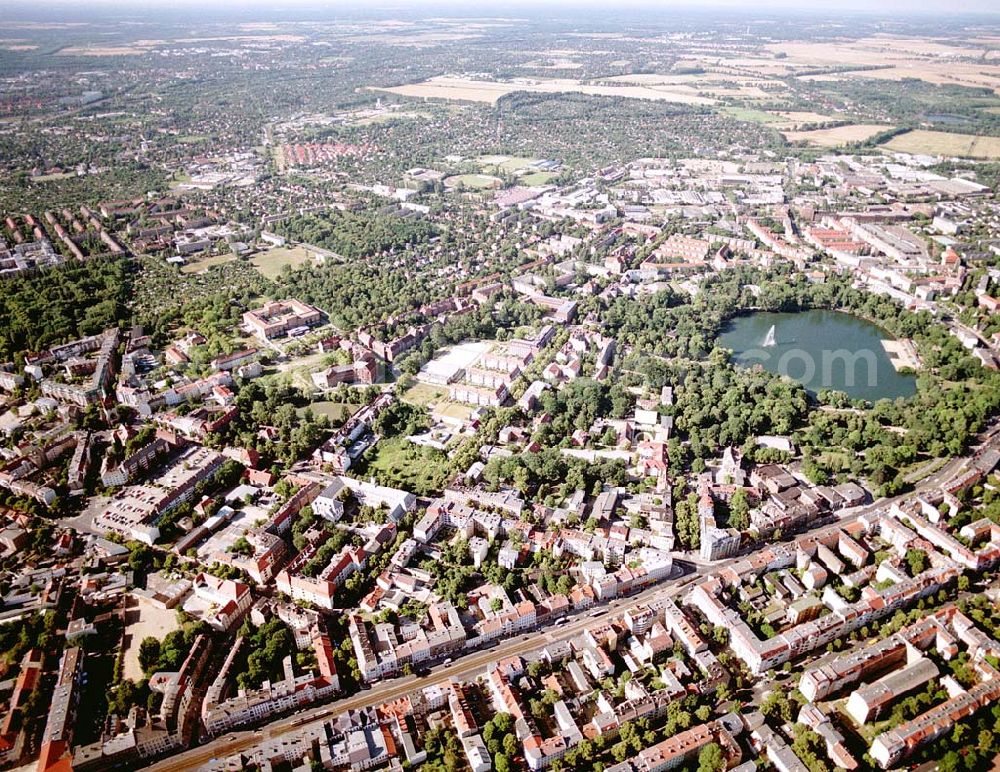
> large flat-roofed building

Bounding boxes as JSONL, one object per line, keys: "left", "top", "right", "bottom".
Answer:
{"left": 243, "top": 299, "right": 323, "bottom": 340}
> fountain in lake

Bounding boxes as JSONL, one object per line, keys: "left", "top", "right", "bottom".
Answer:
{"left": 762, "top": 324, "right": 777, "bottom": 347}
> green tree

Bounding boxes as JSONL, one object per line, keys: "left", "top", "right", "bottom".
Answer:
{"left": 697, "top": 742, "right": 725, "bottom": 772}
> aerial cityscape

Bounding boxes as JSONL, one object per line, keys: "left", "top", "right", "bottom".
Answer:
{"left": 1, "top": 2, "right": 1000, "bottom": 771}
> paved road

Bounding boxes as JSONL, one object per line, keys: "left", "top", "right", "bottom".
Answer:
{"left": 147, "top": 432, "right": 992, "bottom": 771}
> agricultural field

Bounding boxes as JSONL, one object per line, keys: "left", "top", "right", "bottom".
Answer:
{"left": 600, "top": 71, "right": 783, "bottom": 100}
{"left": 880, "top": 129, "right": 1000, "bottom": 159}
{"left": 782, "top": 123, "right": 893, "bottom": 147}
{"left": 767, "top": 37, "right": 1000, "bottom": 95}
{"left": 250, "top": 246, "right": 316, "bottom": 279}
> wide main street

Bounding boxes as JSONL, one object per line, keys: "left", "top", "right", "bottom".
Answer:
{"left": 148, "top": 431, "right": 992, "bottom": 771}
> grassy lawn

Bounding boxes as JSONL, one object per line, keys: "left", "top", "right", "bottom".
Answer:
{"left": 362, "top": 436, "right": 451, "bottom": 496}
{"left": 901, "top": 456, "right": 948, "bottom": 483}
{"left": 402, "top": 383, "right": 449, "bottom": 406}
{"left": 444, "top": 173, "right": 502, "bottom": 190}
{"left": 719, "top": 106, "right": 781, "bottom": 124}
{"left": 30, "top": 171, "right": 77, "bottom": 182}
{"left": 180, "top": 253, "right": 237, "bottom": 273}
{"left": 519, "top": 171, "right": 559, "bottom": 185}
{"left": 272, "top": 350, "right": 328, "bottom": 391}
{"left": 300, "top": 400, "right": 362, "bottom": 422}
{"left": 251, "top": 246, "right": 315, "bottom": 279}
{"left": 817, "top": 450, "right": 851, "bottom": 470}
{"left": 402, "top": 382, "right": 472, "bottom": 422}
{"left": 168, "top": 172, "right": 192, "bottom": 190}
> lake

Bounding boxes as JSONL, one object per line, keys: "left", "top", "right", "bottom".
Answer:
{"left": 717, "top": 310, "right": 917, "bottom": 402}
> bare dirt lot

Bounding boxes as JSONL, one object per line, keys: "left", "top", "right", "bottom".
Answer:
{"left": 121, "top": 596, "right": 181, "bottom": 681}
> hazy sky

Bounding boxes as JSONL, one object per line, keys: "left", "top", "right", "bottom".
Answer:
{"left": 4, "top": 0, "right": 1000, "bottom": 12}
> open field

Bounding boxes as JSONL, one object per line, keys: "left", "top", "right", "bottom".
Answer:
{"left": 519, "top": 171, "right": 559, "bottom": 185}
{"left": 121, "top": 598, "right": 180, "bottom": 682}
{"left": 722, "top": 109, "right": 840, "bottom": 130}
{"left": 180, "top": 253, "right": 237, "bottom": 274}
{"left": 782, "top": 123, "right": 892, "bottom": 147}
{"left": 719, "top": 107, "right": 783, "bottom": 124}
{"left": 765, "top": 36, "right": 1000, "bottom": 95}
{"left": 525, "top": 58, "right": 583, "bottom": 70}
{"left": 402, "top": 383, "right": 473, "bottom": 422}
{"left": 402, "top": 382, "right": 448, "bottom": 406}
{"left": 880, "top": 129, "right": 1000, "bottom": 159}
{"left": 301, "top": 400, "right": 362, "bottom": 422}
{"left": 271, "top": 351, "right": 328, "bottom": 391}
{"left": 372, "top": 75, "right": 715, "bottom": 106}
{"left": 433, "top": 402, "right": 474, "bottom": 422}
{"left": 361, "top": 436, "right": 451, "bottom": 496}
{"left": 769, "top": 111, "right": 838, "bottom": 128}
{"left": 476, "top": 155, "right": 538, "bottom": 172}
{"left": 444, "top": 173, "right": 502, "bottom": 190}
{"left": 30, "top": 171, "right": 77, "bottom": 182}
{"left": 57, "top": 46, "right": 150, "bottom": 56}
{"left": 168, "top": 173, "right": 192, "bottom": 191}
{"left": 250, "top": 246, "right": 315, "bottom": 279}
